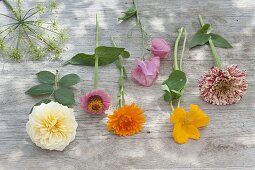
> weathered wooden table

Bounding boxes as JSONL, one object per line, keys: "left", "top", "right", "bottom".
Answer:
{"left": 0, "top": 0, "right": 254, "bottom": 169}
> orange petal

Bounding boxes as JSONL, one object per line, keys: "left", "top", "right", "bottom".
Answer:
{"left": 170, "top": 107, "right": 186, "bottom": 124}
{"left": 183, "top": 124, "right": 200, "bottom": 140}
{"left": 172, "top": 123, "right": 189, "bottom": 144}
{"left": 187, "top": 104, "right": 210, "bottom": 128}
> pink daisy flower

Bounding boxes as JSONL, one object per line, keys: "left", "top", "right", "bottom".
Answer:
{"left": 80, "top": 89, "right": 111, "bottom": 114}
{"left": 198, "top": 65, "right": 248, "bottom": 105}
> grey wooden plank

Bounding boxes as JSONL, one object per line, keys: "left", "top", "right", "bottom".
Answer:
{"left": 0, "top": 0, "right": 255, "bottom": 169}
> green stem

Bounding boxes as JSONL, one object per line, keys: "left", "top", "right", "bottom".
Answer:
{"left": 173, "top": 27, "right": 184, "bottom": 70}
{"left": 198, "top": 15, "right": 223, "bottom": 69}
{"left": 26, "top": 22, "right": 61, "bottom": 34}
{"left": 208, "top": 39, "right": 223, "bottom": 69}
{"left": 133, "top": 0, "right": 146, "bottom": 60}
{"left": 111, "top": 36, "right": 125, "bottom": 107}
{"left": 0, "top": 13, "right": 17, "bottom": 21}
{"left": 54, "top": 70, "right": 59, "bottom": 89}
{"left": 2, "top": 0, "right": 19, "bottom": 19}
{"left": 170, "top": 101, "right": 174, "bottom": 112}
{"left": 94, "top": 14, "right": 99, "bottom": 89}
{"left": 16, "top": 26, "right": 22, "bottom": 49}
{"left": 23, "top": 10, "right": 40, "bottom": 21}
{"left": 119, "top": 68, "right": 125, "bottom": 107}
{"left": 179, "top": 28, "right": 188, "bottom": 71}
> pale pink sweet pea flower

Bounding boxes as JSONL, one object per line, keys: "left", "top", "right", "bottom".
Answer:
{"left": 80, "top": 89, "right": 111, "bottom": 114}
{"left": 131, "top": 56, "right": 160, "bottom": 87}
{"left": 151, "top": 38, "right": 171, "bottom": 59}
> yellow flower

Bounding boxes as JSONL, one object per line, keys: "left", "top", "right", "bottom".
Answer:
{"left": 170, "top": 104, "right": 210, "bottom": 144}
{"left": 26, "top": 102, "right": 78, "bottom": 151}
{"left": 107, "top": 103, "right": 145, "bottom": 136}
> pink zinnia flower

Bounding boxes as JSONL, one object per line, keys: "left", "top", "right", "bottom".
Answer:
{"left": 151, "top": 38, "right": 171, "bottom": 59}
{"left": 131, "top": 56, "right": 160, "bottom": 87}
{"left": 198, "top": 65, "right": 248, "bottom": 105}
{"left": 80, "top": 89, "right": 111, "bottom": 114}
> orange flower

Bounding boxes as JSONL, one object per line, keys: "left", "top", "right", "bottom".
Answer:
{"left": 170, "top": 104, "right": 210, "bottom": 144}
{"left": 107, "top": 103, "right": 145, "bottom": 136}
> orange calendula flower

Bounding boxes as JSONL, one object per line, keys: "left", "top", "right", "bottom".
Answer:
{"left": 107, "top": 103, "right": 145, "bottom": 136}
{"left": 170, "top": 104, "right": 210, "bottom": 144}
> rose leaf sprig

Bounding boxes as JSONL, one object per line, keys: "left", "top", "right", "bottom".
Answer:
{"left": 107, "top": 37, "right": 145, "bottom": 136}
{"left": 0, "top": 0, "right": 67, "bottom": 61}
{"left": 26, "top": 70, "right": 81, "bottom": 108}
{"left": 118, "top": 0, "right": 147, "bottom": 59}
{"left": 190, "top": 15, "right": 248, "bottom": 105}
{"left": 65, "top": 14, "right": 130, "bottom": 115}
{"left": 161, "top": 27, "right": 210, "bottom": 144}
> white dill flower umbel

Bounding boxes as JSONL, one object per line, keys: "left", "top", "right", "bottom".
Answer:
{"left": 0, "top": 0, "right": 67, "bottom": 61}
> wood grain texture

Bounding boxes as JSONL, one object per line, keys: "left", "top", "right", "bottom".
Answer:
{"left": 0, "top": 0, "right": 255, "bottom": 169}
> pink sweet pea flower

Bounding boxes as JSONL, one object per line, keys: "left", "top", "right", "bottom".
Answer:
{"left": 131, "top": 57, "right": 160, "bottom": 87}
{"left": 151, "top": 38, "right": 171, "bottom": 59}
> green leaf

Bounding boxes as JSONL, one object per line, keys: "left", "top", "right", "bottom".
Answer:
{"left": 164, "top": 92, "right": 173, "bottom": 102}
{"left": 189, "top": 32, "right": 210, "bottom": 49}
{"left": 34, "top": 99, "right": 52, "bottom": 106}
{"left": 95, "top": 46, "right": 125, "bottom": 66}
{"left": 162, "top": 70, "right": 187, "bottom": 91}
{"left": 118, "top": 5, "right": 137, "bottom": 21}
{"left": 198, "top": 24, "right": 212, "bottom": 34}
{"left": 210, "top": 33, "right": 232, "bottom": 48}
{"left": 26, "top": 84, "right": 54, "bottom": 96}
{"left": 65, "top": 46, "right": 125, "bottom": 66}
{"left": 54, "top": 88, "right": 75, "bottom": 105}
{"left": 59, "top": 74, "right": 81, "bottom": 87}
{"left": 161, "top": 84, "right": 170, "bottom": 92}
{"left": 64, "top": 53, "right": 95, "bottom": 66}
{"left": 171, "top": 89, "right": 182, "bottom": 97}
{"left": 121, "top": 50, "right": 130, "bottom": 58}
{"left": 36, "top": 71, "right": 55, "bottom": 84}
{"left": 30, "top": 99, "right": 52, "bottom": 113}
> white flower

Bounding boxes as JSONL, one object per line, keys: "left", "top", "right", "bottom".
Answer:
{"left": 26, "top": 101, "right": 78, "bottom": 151}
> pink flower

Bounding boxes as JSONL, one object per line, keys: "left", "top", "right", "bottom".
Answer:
{"left": 151, "top": 38, "right": 171, "bottom": 59}
{"left": 80, "top": 89, "right": 111, "bottom": 114}
{"left": 198, "top": 65, "right": 248, "bottom": 105}
{"left": 131, "top": 56, "right": 160, "bottom": 87}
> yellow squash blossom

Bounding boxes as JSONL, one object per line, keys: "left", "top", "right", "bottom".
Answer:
{"left": 170, "top": 104, "right": 210, "bottom": 144}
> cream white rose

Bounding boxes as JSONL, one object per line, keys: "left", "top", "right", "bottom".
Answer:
{"left": 26, "top": 101, "right": 78, "bottom": 151}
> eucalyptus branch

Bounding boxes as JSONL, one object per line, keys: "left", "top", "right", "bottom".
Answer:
{"left": 199, "top": 15, "right": 223, "bottom": 69}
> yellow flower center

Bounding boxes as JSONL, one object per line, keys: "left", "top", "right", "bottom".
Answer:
{"left": 87, "top": 95, "right": 104, "bottom": 113}
{"left": 42, "top": 114, "right": 63, "bottom": 133}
